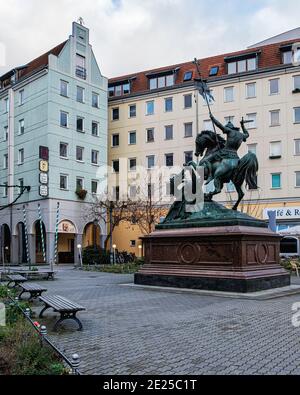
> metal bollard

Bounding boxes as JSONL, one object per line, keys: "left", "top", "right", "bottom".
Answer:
{"left": 39, "top": 325, "right": 47, "bottom": 346}
{"left": 71, "top": 353, "right": 80, "bottom": 375}
{"left": 24, "top": 308, "right": 31, "bottom": 318}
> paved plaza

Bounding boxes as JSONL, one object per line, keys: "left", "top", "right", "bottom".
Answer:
{"left": 30, "top": 267, "right": 300, "bottom": 375}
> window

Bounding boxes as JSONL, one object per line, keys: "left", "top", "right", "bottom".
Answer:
{"left": 112, "top": 160, "right": 119, "bottom": 173}
{"left": 225, "top": 116, "right": 235, "bottom": 124}
{"left": 146, "top": 128, "right": 154, "bottom": 143}
{"left": 129, "top": 104, "right": 136, "bottom": 118}
{"left": 246, "top": 83, "right": 256, "bottom": 98}
{"left": 295, "top": 139, "right": 300, "bottom": 155}
{"left": 270, "top": 110, "right": 280, "bottom": 126}
{"left": 18, "top": 119, "right": 24, "bottom": 135}
{"left": 91, "top": 180, "right": 98, "bottom": 194}
{"left": 183, "top": 71, "right": 193, "bottom": 81}
{"left": 203, "top": 119, "right": 213, "bottom": 131}
{"left": 76, "top": 146, "right": 84, "bottom": 161}
{"left": 19, "top": 178, "right": 24, "bottom": 189}
{"left": 60, "top": 81, "right": 68, "bottom": 97}
{"left": 60, "top": 111, "right": 68, "bottom": 128}
{"left": 271, "top": 173, "right": 281, "bottom": 189}
{"left": 112, "top": 134, "right": 119, "bottom": 147}
{"left": 92, "top": 121, "right": 99, "bottom": 136}
{"left": 270, "top": 78, "right": 279, "bottom": 95}
{"left": 147, "top": 155, "right": 155, "bottom": 169}
{"left": 146, "top": 100, "right": 154, "bottom": 115}
{"left": 76, "top": 117, "right": 84, "bottom": 132}
{"left": 128, "top": 131, "right": 136, "bottom": 145}
{"left": 39, "top": 146, "right": 49, "bottom": 160}
{"left": 109, "top": 83, "right": 130, "bottom": 97}
{"left": 129, "top": 158, "right": 136, "bottom": 171}
{"left": 296, "top": 172, "right": 300, "bottom": 187}
{"left": 165, "top": 97, "right": 173, "bottom": 112}
{"left": 224, "top": 87, "right": 234, "bottom": 102}
{"left": 184, "top": 151, "right": 193, "bottom": 164}
{"left": 59, "top": 142, "right": 68, "bottom": 158}
{"left": 184, "top": 122, "right": 193, "bottom": 137}
{"left": 19, "top": 89, "right": 24, "bottom": 105}
{"left": 245, "top": 113, "right": 257, "bottom": 128}
{"left": 4, "top": 98, "right": 9, "bottom": 113}
{"left": 149, "top": 74, "right": 174, "bottom": 90}
{"left": 112, "top": 107, "right": 119, "bottom": 121}
{"left": 92, "top": 92, "right": 99, "bottom": 108}
{"left": 18, "top": 149, "right": 24, "bottom": 164}
{"left": 130, "top": 240, "right": 136, "bottom": 247}
{"left": 165, "top": 153, "right": 174, "bottom": 167}
{"left": 247, "top": 144, "right": 257, "bottom": 154}
{"left": 76, "top": 177, "right": 84, "bottom": 190}
{"left": 3, "top": 182, "right": 8, "bottom": 197}
{"left": 112, "top": 186, "right": 120, "bottom": 201}
{"left": 184, "top": 94, "right": 192, "bottom": 108}
{"left": 294, "top": 107, "right": 300, "bottom": 123}
{"left": 283, "top": 51, "right": 293, "bottom": 64}
{"left": 91, "top": 150, "right": 99, "bottom": 165}
{"left": 3, "top": 154, "right": 8, "bottom": 169}
{"left": 269, "top": 141, "right": 282, "bottom": 158}
{"left": 60, "top": 174, "right": 68, "bottom": 190}
{"left": 165, "top": 125, "right": 173, "bottom": 140}
{"left": 76, "top": 86, "right": 84, "bottom": 103}
{"left": 227, "top": 57, "right": 256, "bottom": 74}
{"left": 209, "top": 66, "right": 219, "bottom": 76}
{"left": 293, "top": 76, "right": 300, "bottom": 91}
{"left": 75, "top": 54, "right": 86, "bottom": 79}
{"left": 129, "top": 185, "right": 137, "bottom": 199}
{"left": 4, "top": 126, "right": 8, "bottom": 141}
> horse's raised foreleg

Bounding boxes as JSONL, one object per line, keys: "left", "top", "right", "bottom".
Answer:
{"left": 232, "top": 183, "right": 244, "bottom": 211}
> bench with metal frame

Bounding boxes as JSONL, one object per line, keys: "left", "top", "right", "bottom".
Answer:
{"left": 18, "top": 282, "right": 47, "bottom": 300}
{"left": 7, "top": 274, "right": 27, "bottom": 288}
{"left": 39, "top": 295, "right": 86, "bottom": 332}
{"left": 12, "top": 270, "right": 56, "bottom": 281}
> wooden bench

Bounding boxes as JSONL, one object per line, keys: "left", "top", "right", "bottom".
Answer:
{"left": 18, "top": 283, "right": 47, "bottom": 300}
{"left": 39, "top": 295, "right": 86, "bottom": 332}
{"left": 13, "top": 270, "right": 56, "bottom": 281}
{"left": 7, "top": 274, "right": 27, "bottom": 288}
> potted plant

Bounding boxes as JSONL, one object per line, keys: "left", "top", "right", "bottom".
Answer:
{"left": 75, "top": 188, "right": 87, "bottom": 200}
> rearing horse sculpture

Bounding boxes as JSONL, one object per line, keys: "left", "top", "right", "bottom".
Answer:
{"left": 193, "top": 114, "right": 258, "bottom": 210}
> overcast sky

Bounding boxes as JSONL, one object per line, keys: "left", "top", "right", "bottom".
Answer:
{"left": 0, "top": 0, "right": 299, "bottom": 78}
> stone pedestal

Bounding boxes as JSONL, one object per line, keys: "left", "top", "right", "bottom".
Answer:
{"left": 135, "top": 225, "right": 290, "bottom": 293}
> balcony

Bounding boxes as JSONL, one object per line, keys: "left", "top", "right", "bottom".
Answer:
{"left": 75, "top": 66, "right": 87, "bottom": 80}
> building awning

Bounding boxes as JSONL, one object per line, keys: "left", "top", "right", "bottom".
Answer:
{"left": 224, "top": 50, "right": 261, "bottom": 63}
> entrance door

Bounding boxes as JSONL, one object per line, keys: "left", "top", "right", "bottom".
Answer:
{"left": 58, "top": 233, "right": 75, "bottom": 263}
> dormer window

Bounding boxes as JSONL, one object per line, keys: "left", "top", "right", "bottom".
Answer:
{"left": 147, "top": 69, "right": 178, "bottom": 90}
{"left": 225, "top": 51, "right": 259, "bottom": 75}
{"left": 183, "top": 71, "right": 193, "bottom": 81}
{"left": 209, "top": 66, "right": 219, "bottom": 76}
{"left": 108, "top": 81, "right": 131, "bottom": 97}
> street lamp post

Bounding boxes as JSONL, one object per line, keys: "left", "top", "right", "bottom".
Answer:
{"left": 138, "top": 244, "right": 143, "bottom": 258}
{"left": 77, "top": 244, "right": 83, "bottom": 268}
{"left": 112, "top": 244, "right": 116, "bottom": 265}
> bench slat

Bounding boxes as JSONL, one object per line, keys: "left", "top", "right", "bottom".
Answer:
{"left": 20, "top": 283, "right": 47, "bottom": 292}
{"left": 7, "top": 274, "right": 27, "bottom": 281}
{"left": 40, "top": 295, "right": 85, "bottom": 312}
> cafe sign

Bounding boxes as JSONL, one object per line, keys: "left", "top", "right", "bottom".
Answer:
{"left": 263, "top": 207, "right": 300, "bottom": 220}
{"left": 58, "top": 220, "right": 76, "bottom": 234}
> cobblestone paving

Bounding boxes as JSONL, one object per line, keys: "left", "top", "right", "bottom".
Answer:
{"left": 31, "top": 267, "right": 300, "bottom": 375}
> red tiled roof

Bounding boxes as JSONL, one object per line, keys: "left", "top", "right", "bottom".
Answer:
{"left": 109, "top": 39, "right": 299, "bottom": 96}
{"left": 18, "top": 41, "right": 67, "bottom": 79}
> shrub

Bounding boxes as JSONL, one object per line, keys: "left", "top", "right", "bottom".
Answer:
{"left": 82, "top": 246, "right": 111, "bottom": 265}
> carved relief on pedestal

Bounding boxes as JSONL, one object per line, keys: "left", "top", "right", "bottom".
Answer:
{"left": 254, "top": 243, "right": 269, "bottom": 265}
{"left": 177, "top": 242, "right": 200, "bottom": 264}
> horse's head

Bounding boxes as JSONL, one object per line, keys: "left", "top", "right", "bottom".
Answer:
{"left": 195, "top": 130, "right": 225, "bottom": 157}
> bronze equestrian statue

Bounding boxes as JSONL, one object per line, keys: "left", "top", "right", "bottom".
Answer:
{"left": 193, "top": 112, "right": 258, "bottom": 210}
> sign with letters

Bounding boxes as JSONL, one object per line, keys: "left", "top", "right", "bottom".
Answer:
{"left": 39, "top": 185, "right": 48, "bottom": 197}
{"left": 39, "top": 160, "right": 49, "bottom": 173}
{"left": 263, "top": 207, "right": 300, "bottom": 220}
{"left": 39, "top": 172, "right": 48, "bottom": 185}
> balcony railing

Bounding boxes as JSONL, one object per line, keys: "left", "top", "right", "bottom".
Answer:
{"left": 75, "top": 66, "right": 87, "bottom": 80}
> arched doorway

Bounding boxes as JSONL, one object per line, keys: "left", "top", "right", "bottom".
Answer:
{"left": 1, "top": 224, "right": 11, "bottom": 263}
{"left": 16, "top": 222, "right": 27, "bottom": 263}
{"left": 83, "top": 222, "right": 101, "bottom": 249}
{"left": 57, "top": 220, "right": 76, "bottom": 263}
{"left": 280, "top": 237, "right": 299, "bottom": 256}
{"left": 34, "top": 221, "right": 47, "bottom": 264}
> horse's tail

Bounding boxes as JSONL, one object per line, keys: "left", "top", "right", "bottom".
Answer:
{"left": 232, "top": 152, "right": 258, "bottom": 189}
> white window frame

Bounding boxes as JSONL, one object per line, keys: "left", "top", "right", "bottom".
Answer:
{"left": 76, "top": 86, "right": 85, "bottom": 103}
{"left": 146, "top": 128, "right": 155, "bottom": 143}
{"left": 269, "top": 141, "right": 282, "bottom": 157}
{"left": 146, "top": 100, "right": 154, "bottom": 116}
{"left": 270, "top": 110, "right": 280, "bottom": 127}
{"left": 18, "top": 119, "right": 25, "bottom": 135}
{"left": 112, "top": 107, "right": 119, "bottom": 121}
{"left": 245, "top": 113, "right": 257, "bottom": 129}
{"left": 91, "top": 150, "right": 99, "bottom": 165}
{"left": 128, "top": 131, "right": 136, "bottom": 145}
{"left": 224, "top": 86, "right": 234, "bottom": 103}
{"left": 60, "top": 174, "right": 68, "bottom": 190}
{"left": 18, "top": 148, "right": 24, "bottom": 165}
{"left": 76, "top": 116, "right": 85, "bottom": 133}
{"left": 246, "top": 82, "right": 256, "bottom": 99}
{"left": 129, "top": 104, "right": 136, "bottom": 118}
{"left": 146, "top": 155, "right": 155, "bottom": 169}
{"left": 295, "top": 172, "right": 300, "bottom": 188}
{"left": 271, "top": 173, "right": 281, "bottom": 189}
{"left": 184, "top": 94, "right": 193, "bottom": 109}
{"left": 19, "top": 89, "right": 24, "bottom": 105}
{"left": 269, "top": 78, "right": 279, "bottom": 95}
{"left": 60, "top": 80, "right": 68, "bottom": 97}
{"left": 112, "top": 133, "right": 120, "bottom": 147}
{"left": 3, "top": 154, "right": 8, "bottom": 169}
{"left": 91, "top": 180, "right": 98, "bottom": 194}
{"left": 294, "top": 139, "right": 300, "bottom": 155}
{"left": 294, "top": 107, "right": 300, "bottom": 123}
{"left": 60, "top": 111, "right": 68, "bottom": 128}
{"left": 129, "top": 157, "right": 137, "bottom": 172}
{"left": 91, "top": 121, "right": 99, "bottom": 137}
{"left": 76, "top": 146, "right": 84, "bottom": 162}
{"left": 164, "top": 97, "right": 173, "bottom": 112}
{"left": 59, "top": 142, "right": 68, "bottom": 159}
{"left": 92, "top": 92, "right": 99, "bottom": 108}
{"left": 76, "top": 177, "right": 84, "bottom": 190}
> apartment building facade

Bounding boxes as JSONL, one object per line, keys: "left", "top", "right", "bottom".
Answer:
{"left": 0, "top": 21, "right": 108, "bottom": 264}
{"left": 108, "top": 30, "right": 300, "bottom": 256}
